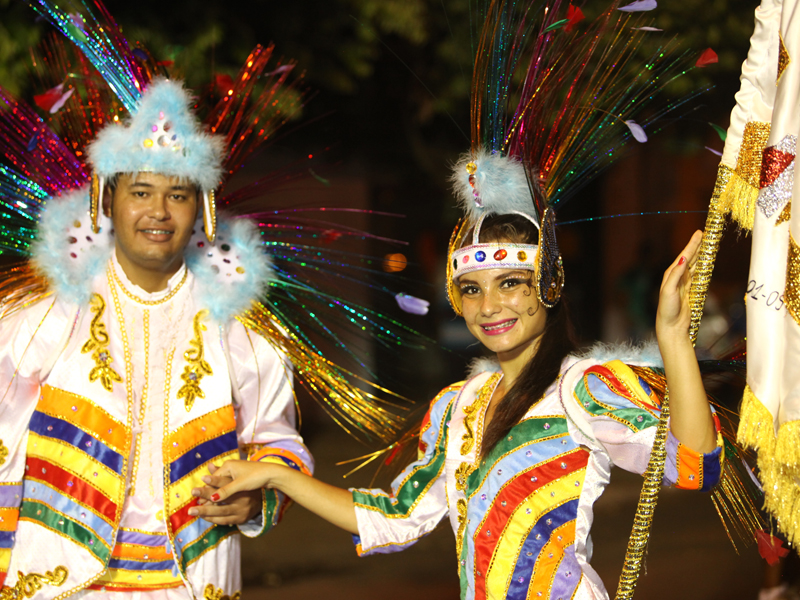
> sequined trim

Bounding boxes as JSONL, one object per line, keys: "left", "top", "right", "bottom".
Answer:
{"left": 0, "top": 566, "right": 68, "bottom": 600}
{"left": 455, "top": 498, "right": 468, "bottom": 565}
{"left": 785, "top": 233, "right": 800, "bottom": 326}
{"left": 776, "top": 200, "right": 791, "bottom": 226}
{"left": 757, "top": 135, "right": 796, "bottom": 219}
{"left": 0, "top": 442, "right": 7, "bottom": 466}
{"left": 203, "top": 583, "right": 240, "bottom": 600}
{"left": 81, "top": 294, "right": 122, "bottom": 392}
{"left": 177, "top": 310, "right": 213, "bottom": 412}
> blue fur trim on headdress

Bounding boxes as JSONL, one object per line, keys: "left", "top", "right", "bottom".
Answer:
{"left": 30, "top": 187, "right": 110, "bottom": 306}
{"left": 450, "top": 149, "right": 537, "bottom": 223}
{"left": 187, "top": 216, "right": 274, "bottom": 323}
{"left": 88, "top": 78, "right": 224, "bottom": 191}
{"left": 30, "top": 189, "right": 271, "bottom": 322}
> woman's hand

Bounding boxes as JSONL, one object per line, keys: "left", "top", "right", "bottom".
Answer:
{"left": 188, "top": 461, "right": 284, "bottom": 524}
{"left": 656, "top": 229, "right": 702, "bottom": 340}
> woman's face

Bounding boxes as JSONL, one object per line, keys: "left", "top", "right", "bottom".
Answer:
{"left": 458, "top": 267, "right": 547, "bottom": 360}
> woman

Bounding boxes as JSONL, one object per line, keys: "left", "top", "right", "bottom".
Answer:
{"left": 189, "top": 211, "right": 721, "bottom": 599}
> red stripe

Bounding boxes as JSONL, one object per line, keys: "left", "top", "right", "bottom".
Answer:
{"left": 88, "top": 583, "right": 184, "bottom": 592}
{"left": 472, "top": 449, "right": 589, "bottom": 600}
{"left": 586, "top": 365, "right": 660, "bottom": 412}
{"left": 169, "top": 499, "right": 200, "bottom": 534}
{"left": 0, "top": 573, "right": 7, "bottom": 588}
{"left": 25, "top": 456, "right": 117, "bottom": 522}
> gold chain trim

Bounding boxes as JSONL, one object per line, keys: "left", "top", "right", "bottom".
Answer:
{"left": 177, "top": 310, "right": 213, "bottom": 412}
{"left": 0, "top": 566, "right": 68, "bottom": 600}
{"left": 109, "top": 259, "right": 188, "bottom": 306}
{"left": 203, "top": 583, "right": 240, "bottom": 600}
{"left": 81, "top": 294, "right": 122, "bottom": 392}
{"left": 455, "top": 498, "right": 468, "bottom": 570}
{"left": 128, "top": 309, "right": 150, "bottom": 496}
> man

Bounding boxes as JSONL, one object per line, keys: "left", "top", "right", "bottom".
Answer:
{"left": 0, "top": 78, "right": 312, "bottom": 599}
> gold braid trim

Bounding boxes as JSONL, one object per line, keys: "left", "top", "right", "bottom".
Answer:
{"left": 237, "top": 302, "right": 407, "bottom": 443}
{"left": 614, "top": 392, "right": 670, "bottom": 600}
{"left": 688, "top": 165, "right": 733, "bottom": 344}
{"left": 0, "top": 566, "right": 68, "bottom": 600}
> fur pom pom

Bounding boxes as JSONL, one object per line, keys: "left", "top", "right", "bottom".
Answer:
{"left": 30, "top": 187, "right": 111, "bottom": 306}
{"left": 88, "top": 78, "right": 224, "bottom": 191}
{"left": 188, "top": 216, "right": 274, "bottom": 323}
{"left": 450, "top": 149, "right": 537, "bottom": 223}
{"left": 467, "top": 356, "right": 502, "bottom": 379}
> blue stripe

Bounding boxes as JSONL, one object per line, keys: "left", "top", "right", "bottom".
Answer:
{"left": 0, "top": 531, "right": 14, "bottom": 549}
{"left": 172, "top": 518, "right": 214, "bottom": 557}
{"left": 29, "top": 412, "right": 124, "bottom": 474}
{"left": 505, "top": 499, "right": 580, "bottom": 600}
{"left": 108, "top": 558, "right": 177, "bottom": 571}
{"left": 701, "top": 446, "right": 723, "bottom": 492}
{"left": 22, "top": 479, "right": 114, "bottom": 543}
{"left": 169, "top": 431, "right": 238, "bottom": 484}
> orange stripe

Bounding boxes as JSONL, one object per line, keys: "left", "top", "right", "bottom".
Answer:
{"left": 0, "top": 509, "right": 18, "bottom": 532}
{"left": 111, "top": 542, "right": 174, "bottom": 561}
{"left": 676, "top": 443, "right": 702, "bottom": 489}
{"left": 167, "top": 405, "right": 236, "bottom": 461}
{"left": 528, "top": 520, "right": 575, "bottom": 598}
{"left": 38, "top": 386, "right": 129, "bottom": 455}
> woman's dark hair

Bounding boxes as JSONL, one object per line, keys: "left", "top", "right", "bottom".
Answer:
{"left": 466, "top": 214, "right": 577, "bottom": 457}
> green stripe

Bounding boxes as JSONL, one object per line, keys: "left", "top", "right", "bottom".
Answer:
{"left": 265, "top": 488, "right": 280, "bottom": 527}
{"left": 20, "top": 501, "right": 111, "bottom": 563}
{"left": 574, "top": 378, "right": 657, "bottom": 431}
{"left": 181, "top": 524, "right": 236, "bottom": 567}
{"left": 470, "top": 417, "right": 570, "bottom": 491}
{"left": 353, "top": 404, "right": 453, "bottom": 517}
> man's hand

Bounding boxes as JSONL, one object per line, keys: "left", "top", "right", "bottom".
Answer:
{"left": 188, "top": 463, "right": 262, "bottom": 525}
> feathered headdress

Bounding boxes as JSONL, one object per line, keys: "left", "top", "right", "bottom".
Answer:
{"left": 447, "top": 0, "right": 702, "bottom": 314}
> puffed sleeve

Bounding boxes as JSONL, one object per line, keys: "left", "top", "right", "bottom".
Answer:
{"left": 349, "top": 383, "right": 461, "bottom": 556}
{"left": 225, "top": 321, "right": 313, "bottom": 537}
{"left": 0, "top": 297, "right": 74, "bottom": 586}
{"left": 571, "top": 360, "right": 723, "bottom": 491}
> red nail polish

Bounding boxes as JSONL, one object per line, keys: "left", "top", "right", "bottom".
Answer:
{"left": 211, "top": 493, "right": 220, "bottom": 502}
{"left": 678, "top": 256, "right": 686, "bottom": 266}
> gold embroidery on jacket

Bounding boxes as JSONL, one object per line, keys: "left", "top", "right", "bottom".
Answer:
{"left": 203, "top": 583, "right": 241, "bottom": 600}
{"left": 177, "top": 310, "right": 213, "bottom": 412}
{"left": 0, "top": 566, "right": 68, "bottom": 599}
{"left": 460, "top": 373, "right": 500, "bottom": 456}
{"left": 81, "top": 294, "right": 122, "bottom": 392}
{"left": 0, "top": 440, "right": 7, "bottom": 465}
{"left": 455, "top": 498, "right": 468, "bottom": 568}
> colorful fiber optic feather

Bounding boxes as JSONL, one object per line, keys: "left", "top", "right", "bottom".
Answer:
{"left": 0, "top": 0, "right": 427, "bottom": 443}
{"left": 471, "top": 0, "right": 701, "bottom": 212}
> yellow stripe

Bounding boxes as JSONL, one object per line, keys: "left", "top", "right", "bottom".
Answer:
{"left": 168, "top": 451, "right": 238, "bottom": 513}
{"left": 38, "top": 385, "right": 129, "bottom": 455}
{"left": 0, "top": 549, "right": 10, "bottom": 572}
{"left": 167, "top": 406, "right": 236, "bottom": 461}
{"left": 96, "top": 568, "right": 181, "bottom": 586}
{"left": 27, "top": 433, "right": 122, "bottom": 500}
{"left": 0, "top": 509, "right": 18, "bottom": 532}
{"left": 485, "top": 469, "right": 584, "bottom": 600}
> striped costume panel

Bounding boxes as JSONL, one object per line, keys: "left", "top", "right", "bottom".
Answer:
{"left": 0, "top": 483, "right": 21, "bottom": 588}
{"left": 250, "top": 446, "right": 312, "bottom": 530}
{"left": 91, "top": 530, "right": 182, "bottom": 591}
{"left": 166, "top": 405, "right": 239, "bottom": 570}
{"left": 21, "top": 386, "right": 127, "bottom": 562}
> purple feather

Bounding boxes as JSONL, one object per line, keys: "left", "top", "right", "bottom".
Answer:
{"left": 633, "top": 26, "right": 663, "bottom": 31}
{"left": 618, "top": 0, "right": 657, "bottom": 12}
{"left": 624, "top": 120, "right": 648, "bottom": 143}
{"left": 395, "top": 293, "right": 430, "bottom": 315}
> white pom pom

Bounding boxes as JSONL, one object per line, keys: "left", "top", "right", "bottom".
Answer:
{"left": 450, "top": 149, "right": 537, "bottom": 223}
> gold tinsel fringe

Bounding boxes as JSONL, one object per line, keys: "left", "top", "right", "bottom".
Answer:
{"left": 717, "top": 169, "right": 759, "bottom": 232}
{"left": 737, "top": 385, "right": 776, "bottom": 455}
{"left": 775, "top": 420, "right": 800, "bottom": 468}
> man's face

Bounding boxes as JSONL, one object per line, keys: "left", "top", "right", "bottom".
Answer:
{"left": 108, "top": 172, "right": 198, "bottom": 276}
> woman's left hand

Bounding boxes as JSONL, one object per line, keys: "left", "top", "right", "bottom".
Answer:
{"left": 656, "top": 230, "right": 702, "bottom": 340}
